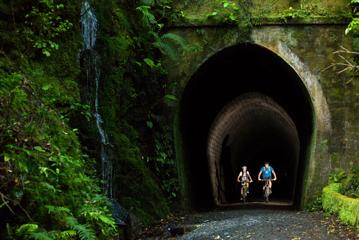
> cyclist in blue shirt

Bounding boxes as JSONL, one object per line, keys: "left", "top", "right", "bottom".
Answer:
{"left": 258, "top": 162, "right": 277, "bottom": 189}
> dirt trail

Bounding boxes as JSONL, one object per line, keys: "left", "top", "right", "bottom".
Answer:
{"left": 139, "top": 209, "right": 358, "bottom": 240}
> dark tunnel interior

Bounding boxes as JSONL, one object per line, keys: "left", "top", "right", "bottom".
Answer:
{"left": 179, "top": 43, "right": 314, "bottom": 209}
{"left": 208, "top": 94, "right": 300, "bottom": 205}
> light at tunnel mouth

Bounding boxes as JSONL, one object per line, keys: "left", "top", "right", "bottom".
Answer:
{"left": 207, "top": 93, "right": 300, "bottom": 206}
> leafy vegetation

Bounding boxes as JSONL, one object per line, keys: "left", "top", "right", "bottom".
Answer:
{"left": 327, "top": 165, "right": 359, "bottom": 199}
{"left": 346, "top": 0, "right": 359, "bottom": 35}
{"left": 340, "top": 165, "right": 359, "bottom": 199}
{"left": 327, "top": 1, "right": 358, "bottom": 80}
{"left": 24, "top": 0, "right": 73, "bottom": 56}
{"left": 0, "top": 1, "right": 117, "bottom": 239}
{"left": 93, "top": 0, "right": 188, "bottom": 213}
{"left": 0, "top": 66, "right": 117, "bottom": 239}
{"left": 0, "top": 0, "right": 357, "bottom": 238}
{"left": 133, "top": 0, "right": 188, "bottom": 203}
{"left": 322, "top": 183, "right": 359, "bottom": 230}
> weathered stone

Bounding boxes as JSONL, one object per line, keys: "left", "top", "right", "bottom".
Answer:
{"left": 166, "top": 13, "right": 358, "bottom": 209}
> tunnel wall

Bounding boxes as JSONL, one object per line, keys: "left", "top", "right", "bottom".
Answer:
{"left": 168, "top": 25, "right": 358, "bottom": 209}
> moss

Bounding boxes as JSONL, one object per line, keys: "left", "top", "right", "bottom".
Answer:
{"left": 86, "top": 1, "right": 171, "bottom": 224}
{"left": 322, "top": 183, "right": 359, "bottom": 229}
{"left": 112, "top": 132, "right": 170, "bottom": 224}
{"left": 173, "top": 0, "right": 350, "bottom": 26}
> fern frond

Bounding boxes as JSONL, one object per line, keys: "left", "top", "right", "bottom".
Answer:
{"left": 57, "top": 230, "right": 77, "bottom": 239}
{"left": 65, "top": 216, "right": 96, "bottom": 240}
{"left": 30, "top": 232, "right": 53, "bottom": 240}
{"left": 153, "top": 41, "right": 178, "bottom": 60}
{"left": 16, "top": 223, "right": 39, "bottom": 235}
{"left": 45, "top": 205, "right": 71, "bottom": 215}
{"left": 160, "top": 33, "right": 187, "bottom": 48}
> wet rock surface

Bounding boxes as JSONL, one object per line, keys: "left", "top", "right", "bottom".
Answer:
{"left": 138, "top": 209, "right": 358, "bottom": 240}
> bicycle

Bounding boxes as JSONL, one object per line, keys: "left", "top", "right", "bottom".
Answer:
{"left": 260, "top": 178, "right": 275, "bottom": 202}
{"left": 240, "top": 181, "right": 249, "bottom": 202}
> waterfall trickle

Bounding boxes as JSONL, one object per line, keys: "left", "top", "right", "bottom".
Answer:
{"left": 80, "top": 0, "right": 113, "bottom": 198}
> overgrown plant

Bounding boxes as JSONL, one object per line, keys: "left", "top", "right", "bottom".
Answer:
{"left": 328, "top": 165, "right": 359, "bottom": 199}
{"left": 0, "top": 68, "right": 118, "bottom": 239}
{"left": 132, "top": 0, "right": 188, "bottom": 201}
{"left": 207, "top": 0, "right": 241, "bottom": 24}
{"left": 0, "top": 1, "right": 118, "bottom": 238}
{"left": 326, "top": 0, "right": 359, "bottom": 78}
{"left": 345, "top": 0, "right": 359, "bottom": 35}
{"left": 24, "top": 0, "right": 73, "bottom": 56}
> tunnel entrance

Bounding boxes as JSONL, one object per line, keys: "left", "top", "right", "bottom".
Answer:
{"left": 178, "top": 43, "right": 314, "bottom": 209}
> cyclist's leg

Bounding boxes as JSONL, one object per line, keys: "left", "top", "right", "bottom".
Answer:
{"left": 268, "top": 180, "right": 272, "bottom": 189}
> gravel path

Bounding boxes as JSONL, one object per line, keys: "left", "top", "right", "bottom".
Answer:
{"left": 139, "top": 209, "right": 358, "bottom": 240}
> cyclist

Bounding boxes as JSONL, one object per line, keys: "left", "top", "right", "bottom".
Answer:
{"left": 237, "top": 166, "right": 253, "bottom": 198}
{"left": 258, "top": 162, "right": 277, "bottom": 189}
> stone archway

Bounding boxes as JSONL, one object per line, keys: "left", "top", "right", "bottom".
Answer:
{"left": 177, "top": 42, "right": 329, "bottom": 209}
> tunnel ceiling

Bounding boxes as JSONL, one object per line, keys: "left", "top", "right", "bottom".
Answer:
{"left": 179, "top": 43, "right": 314, "bottom": 209}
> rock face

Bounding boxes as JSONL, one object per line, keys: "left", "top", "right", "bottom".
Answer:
{"left": 167, "top": 1, "right": 358, "bottom": 209}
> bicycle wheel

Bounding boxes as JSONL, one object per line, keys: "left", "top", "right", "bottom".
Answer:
{"left": 264, "top": 187, "right": 270, "bottom": 202}
{"left": 241, "top": 185, "right": 247, "bottom": 202}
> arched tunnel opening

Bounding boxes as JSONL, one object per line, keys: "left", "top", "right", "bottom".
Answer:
{"left": 178, "top": 43, "right": 314, "bottom": 210}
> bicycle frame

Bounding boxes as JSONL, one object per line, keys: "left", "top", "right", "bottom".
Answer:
{"left": 240, "top": 181, "right": 248, "bottom": 202}
{"left": 260, "top": 179, "right": 273, "bottom": 202}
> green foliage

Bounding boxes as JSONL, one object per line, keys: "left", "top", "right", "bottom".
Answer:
{"left": 65, "top": 216, "right": 96, "bottom": 240}
{"left": 90, "top": 0, "right": 175, "bottom": 224}
{"left": 280, "top": 7, "right": 310, "bottom": 22}
{"left": 0, "top": 1, "right": 76, "bottom": 58}
{"left": 99, "top": 0, "right": 187, "bottom": 207}
{"left": 346, "top": 0, "right": 359, "bottom": 35}
{"left": 328, "top": 165, "right": 359, "bottom": 199}
{"left": 146, "top": 134, "right": 179, "bottom": 200}
{"left": 322, "top": 183, "right": 359, "bottom": 230}
{"left": 24, "top": 0, "right": 73, "bottom": 56}
{"left": 136, "top": 2, "right": 189, "bottom": 61}
{"left": 207, "top": 0, "right": 241, "bottom": 24}
{"left": 329, "top": 168, "right": 347, "bottom": 183}
{"left": 112, "top": 133, "right": 170, "bottom": 224}
{"left": 342, "top": 164, "right": 359, "bottom": 198}
{"left": 0, "top": 62, "right": 117, "bottom": 239}
{"left": 153, "top": 33, "right": 188, "bottom": 60}
{"left": 346, "top": 18, "right": 359, "bottom": 35}
{"left": 306, "top": 196, "right": 323, "bottom": 212}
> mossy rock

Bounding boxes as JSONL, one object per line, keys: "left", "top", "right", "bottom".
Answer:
{"left": 322, "top": 183, "right": 359, "bottom": 229}
{"left": 112, "top": 132, "right": 170, "bottom": 225}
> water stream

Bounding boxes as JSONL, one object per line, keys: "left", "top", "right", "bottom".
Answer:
{"left": 80, "top": 0, "right": 113, "bottom": 198}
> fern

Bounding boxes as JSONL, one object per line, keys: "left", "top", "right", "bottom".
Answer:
{"left": 153, "top": 41, "right": 178, "bottom": 60}
{"left": 152, "top": 32, "right": 188, "bottom": 61}
{"left": 58, "top": 230, "right": 77, "bottom": 238}
{"left": 65, "top": 216, "right": 96, "bottom": 240}
{"left": 30, "top": 232, "right": 53, "bottom": 240}
{"left": 45, "top": 205, "right": 71, "bottom": 215}
{"left": 160, "top": 33, "right": 187, "bottom": 49}
{"left": 16, "top": 224, "right": 39, "bottom": 235}
{"left": 16, "top": 224, "right": 54, "bottom": 240}
{"left": 136, "top": 5, "right": 156, "bottom": 28}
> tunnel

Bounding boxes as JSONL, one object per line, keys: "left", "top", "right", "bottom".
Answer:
{"left": 178, "top": 43, "right": 314, "bottom": 209}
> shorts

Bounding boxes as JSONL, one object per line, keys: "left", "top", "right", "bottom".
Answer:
{"left": 262, "top": 176, "right": 272, "bottom": 180}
